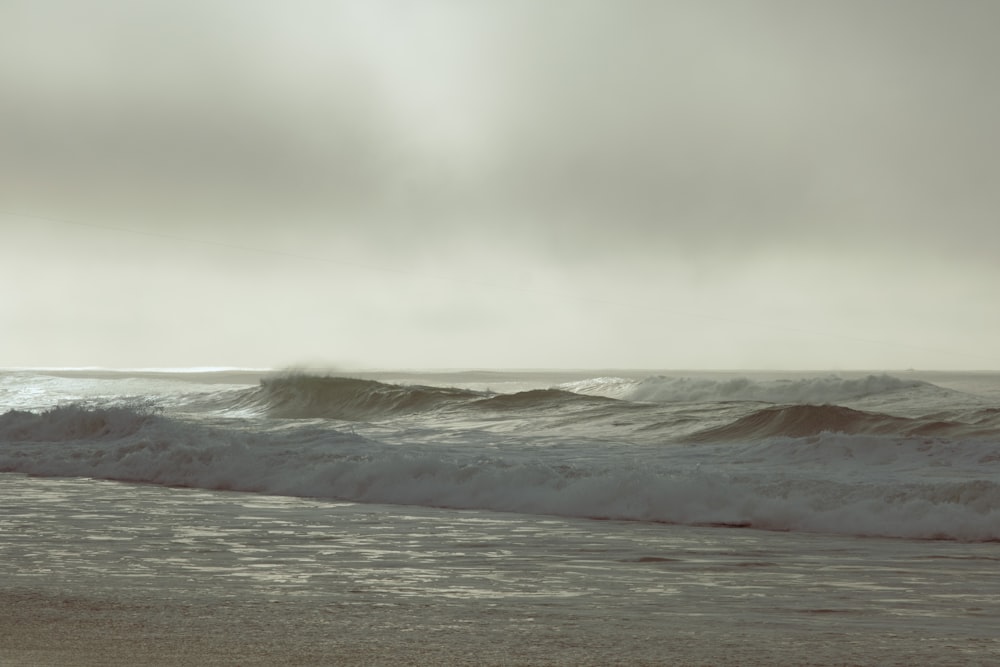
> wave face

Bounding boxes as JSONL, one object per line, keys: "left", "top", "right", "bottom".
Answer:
{"left": 231, "top": 374, "right": 483, "bottom": 420}
{"left": 687, "top": 404, "right": 1000, "bottom": 441}
{"left": 471, "top": 388, "right": 620, "bottom": 412}
{"left": 2, "top": 369, "right": 1000, "bottom": 542}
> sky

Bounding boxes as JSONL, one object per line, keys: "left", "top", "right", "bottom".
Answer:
{"left": 2, "top": 0, "right": 999, "bottom": 370}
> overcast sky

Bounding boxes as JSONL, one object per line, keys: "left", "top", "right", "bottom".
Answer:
{"left": 2, "top": 0, "right": 998, "bottom": 370}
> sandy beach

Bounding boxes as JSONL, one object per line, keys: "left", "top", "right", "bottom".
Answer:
{"left": 0, "top": 586, "right": 945, "bottom": 667}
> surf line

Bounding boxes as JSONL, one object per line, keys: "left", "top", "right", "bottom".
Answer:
{"left": 6, "top": 208, "right": 999, "bottom": 366}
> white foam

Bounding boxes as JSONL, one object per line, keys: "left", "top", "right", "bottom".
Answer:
{"left": 2, "top": 405, "right": 998, "bottom": 541}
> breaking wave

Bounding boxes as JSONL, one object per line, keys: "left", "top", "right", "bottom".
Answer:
{"left": 0, "top": 403, "right": 159, "bottom": 442}
{"left": 2, "top": 403, "right": 999, "bottom": 541}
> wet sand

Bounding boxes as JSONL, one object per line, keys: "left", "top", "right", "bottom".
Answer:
{"left": 3, "top": 475, "right": 999, "bottom": 666}
{"left": 6, "top": 585, "right": 977, "bottom": 667}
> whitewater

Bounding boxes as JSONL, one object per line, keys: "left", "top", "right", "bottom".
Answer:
{"left": 3, "top": 368, "right": 1000, "bottom": 665}
{"left": 3, "top": 369, "right": 999, "bottom": 541}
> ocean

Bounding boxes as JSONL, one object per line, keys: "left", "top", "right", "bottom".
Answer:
{"left": 2, "top": 368, "right": 999, "bottom": 665}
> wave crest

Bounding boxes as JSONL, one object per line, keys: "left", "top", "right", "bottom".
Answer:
{"left": 471, "top": 388, "right": 618, "bottom": 411}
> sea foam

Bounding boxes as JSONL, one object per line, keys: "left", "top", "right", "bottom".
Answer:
{"left": 2, "top": 403, "right": 998, "bottom": 541}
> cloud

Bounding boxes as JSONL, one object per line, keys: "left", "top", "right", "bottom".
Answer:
{"left": 476, "top": 1, "right": 1000, "bottom": 264}
{"left": 2, "top": 0, "right": 999, "bottom": 368}
{"left": 4, "top": 1, "right": 999, "bottom": 254}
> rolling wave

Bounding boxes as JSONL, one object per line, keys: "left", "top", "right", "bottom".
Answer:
{"left": 180, "top": 372, "right": 955, "bottom": 429}
{"left": 563, "top": 373, "right": 930, "bottom": 404}
{"left": 220, "top": 374, "right": 626, "bottom": 421}
{"left": 686, "top": 404, "right": 1000, "bottom": 441}
{"left": 470, "top": 388, "right": 620, "bottom": 411}
{"left": 230, "top": 374, "right": 483, "bottom": 420}
{"left": 2, "top": 403, "right": 999, "bottom": 541}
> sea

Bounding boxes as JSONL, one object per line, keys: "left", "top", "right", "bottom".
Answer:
{"left": 2, "top": 368, "right": 999, "bottom": 665}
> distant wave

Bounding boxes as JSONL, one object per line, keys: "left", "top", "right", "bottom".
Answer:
{"left": 231, "top": 374, "right": 483, "bottom": 420}
{"left": 222, "top": 374, "right": 627, "bottom": 421}
{"left": 2, "top": 404, "right": 999, "bottom": 541}
{"left": 470, "top": 388, "right": 620, "bottom": 411}
{"left": 563, "top": 373, "right": 928, "bottom": 404}
{"left": 227, "top": 372, "right": 936, "bottom": 424}
{"left": 686, "top": 404, "right": 1000, "bottom": 441}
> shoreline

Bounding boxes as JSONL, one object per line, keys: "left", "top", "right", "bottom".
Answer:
{"left": 3, "top": 476, "right": 999, "bottom": 666}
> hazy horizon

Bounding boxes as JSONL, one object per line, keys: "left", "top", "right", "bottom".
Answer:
{"left": 4, "top": 1, "right": 999, "bottom": 371}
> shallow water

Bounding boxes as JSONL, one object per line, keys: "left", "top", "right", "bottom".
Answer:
{"left": 2, "top": 474, "right": 999, "bottom": 665}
